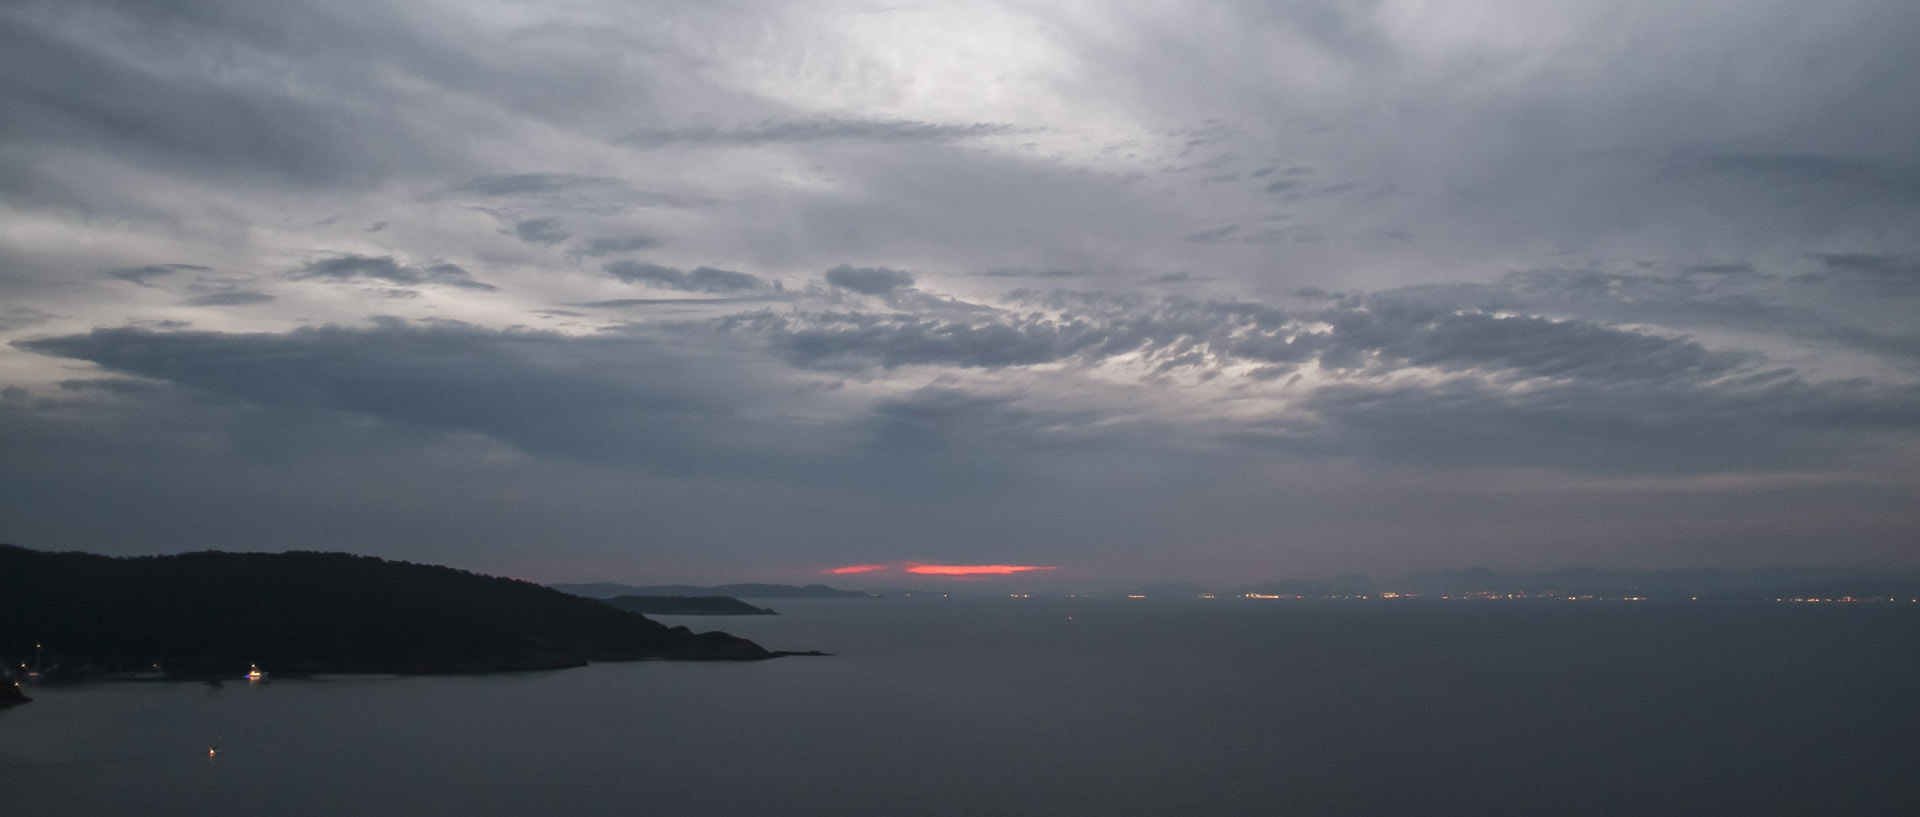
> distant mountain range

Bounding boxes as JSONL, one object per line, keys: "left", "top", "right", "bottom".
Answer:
{"left": 553, "top": 582, "right": 870, "bottom": 599}
{"left": 0, "top": 544, "right": 775, "bottom": 678}
{"left": 1119, "top": 567, "right": 1920, "bottom": 600}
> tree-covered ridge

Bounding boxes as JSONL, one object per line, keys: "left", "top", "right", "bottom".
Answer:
{"left": 0, "top": 544, "right": 768, "bottom": 676}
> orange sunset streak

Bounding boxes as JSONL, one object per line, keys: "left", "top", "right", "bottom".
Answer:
{"left": 827, "top": 564, "right": 891, "bottom": 574}
{"left": 903, "top": 564, "right": 1058, "bottom": 576}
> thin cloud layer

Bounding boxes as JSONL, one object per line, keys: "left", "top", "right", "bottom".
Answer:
{"left": 621, "top": 117, "right": 1013, "bottom": 148}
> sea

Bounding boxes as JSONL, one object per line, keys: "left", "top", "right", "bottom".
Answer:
{"left": 3, "top": 597, "right": 1917, "bottom": 816}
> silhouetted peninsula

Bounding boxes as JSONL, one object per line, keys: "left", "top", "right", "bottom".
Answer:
{"left": 0, "top": 544, "right": 773, "bottom": 677}
{"left": 601, "top": 596, "right": 777, "bottom": 616}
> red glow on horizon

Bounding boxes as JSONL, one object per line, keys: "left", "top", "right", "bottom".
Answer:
{"left": 827, "top": 564, "right": 892, "bottom": 575}
{"left": 904, "top": 564, "right": 1058, "bottom": 576}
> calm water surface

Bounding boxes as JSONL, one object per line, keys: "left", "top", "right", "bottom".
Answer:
{"left": 4, "top": 599, "right": 1917, "bottom": 815}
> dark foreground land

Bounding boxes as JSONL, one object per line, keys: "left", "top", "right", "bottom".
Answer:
{"left": 1, "top": 678, "right": 27, "bottom": 707}
{"left": 0, "top": 544, "right": 773, "bottom": 679}
{"left": 600, "top": 595, "right": 778, "bottom": 616}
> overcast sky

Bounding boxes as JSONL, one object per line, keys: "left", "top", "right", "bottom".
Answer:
{"left": 3, "top": 0, "right": 1916, "bottom": 587}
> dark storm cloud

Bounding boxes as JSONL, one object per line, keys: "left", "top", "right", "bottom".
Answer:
{"left": 824, "top": 265, "right": 915, "bottom": 295}
{"left": 294, "top": 254, "right": 496, "bottom": 291}
{"left": 511, "top": 217, "right": 571, "bottom": 246}
{"left": 103, "top": 264, "right": 211, "bottom": 287}
{"left": 180, "top": 291, "right": 275, "bottom": 307}
{"left": 619, "top": 117, "right": 1012, "bottom": 148}
{"left": 570, "top": 235, "right": 659, "bottom": 258}
{"left": 603, "top": 261, "right": 765, "bottom": 292}
{"left": 11, "top": 321, "right": 790, "bottom": 473}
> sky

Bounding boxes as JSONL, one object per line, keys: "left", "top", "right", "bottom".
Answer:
{"left": 2, "top": 0, "right": 1917, "bottom": 588}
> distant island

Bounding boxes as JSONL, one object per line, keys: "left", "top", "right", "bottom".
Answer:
{"left": 0, "top": 544, "right": 784, "bottom": 680}
{"left": 600, "top": 595, "right": 777, "bottom": 616}
{"left": 554, "top": 582, "right": 871, "bottom": 599}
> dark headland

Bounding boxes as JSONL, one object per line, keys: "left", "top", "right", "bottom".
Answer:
{"left": 0, "top": 544, "right": 787, "bottom": 681}
{"left": 600, "top": 595, "right": 778, "bottom": 616}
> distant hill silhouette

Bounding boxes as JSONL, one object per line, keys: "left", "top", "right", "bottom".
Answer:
{"left": 601, "top": 596, "right": 777, "bottom": 616}
{"left": 0, "top": 544, "right": 771, "bottom": 677}
{"left": 554, "top": 582, "right": 869, "bottom": 599}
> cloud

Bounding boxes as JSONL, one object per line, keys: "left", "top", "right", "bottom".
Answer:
{"left": 603, "top": 261, "right": 766, "bottom": 292}
{"left": 0, "top": 307, "right": 60, "bottom": 332}
{"left": 6, "top": 0, "right": 1920, "bottom": 574}
{"left": 620, "top": 117, "right": 1012, "bottom": 148}
{"left": 971, "top": 268, "right": 1090, "bottom": 279}
{"left": 902, "top": 564, "right": 1056, "bottom": 576}
{"left": 1253, "top": 373, "right": 1920, "bottom": 475}
{"left": 294, "top": 254, "right": 496, "bottom": 291}
{"left": 511, "top": 217, "right": 571, "bottom": 246}
{"left": 0, "top": 6, "right": 459, "bottom": 189}
{"left": 1147, "top": 272, "right": 1211, "bottom": 284}
{"left": 104, "top": 264, "right": 211, "bottom": 287}
{"left": 1409, "top": 267, "right": 1920, "bottom": 365}
{"left": 736, "top": 291, "right": 1760, "bottom": 386}
{"left": 739, "top": 311, "right": 1083, "bottom": 370}
{"left": 1795, "top": 253, "right": 1920, "bottom": 296}
{"left": 864, "top": 387, "right": 1065, "bottom": 450}
{"left": 827, "top": 564, "right": 890, "bottom": 574}
{"left": 446, "top": 173, "right": 613, "bottom": 198}
{"left": 1664, "top": 153, "right": 1920, "bottom": 203}
{"left": 181, "top": 291, "right": 275, "bottom": 307}
{"left": 571, "top": 235, "right": 658, "bottom": 258}
{"left": 824, "top": 265, "right": 914, "bottom": 295}
{"left": 10, "top": 321, "right": 792, "bottom": 473}
{"left": 440, "top": 174, "right": 699, "bottom": 211}
{"left": 825, "top": 562, "right": 1057, "bottom": 576}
